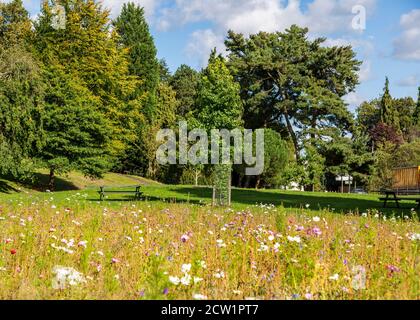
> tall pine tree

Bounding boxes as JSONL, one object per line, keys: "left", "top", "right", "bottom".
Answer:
{"left": 114, "top": 2, "right": 159, "bottom": 119}
{"left": 170, "top": 64, "right": 200, "bottom": 118}
{"left": 414, "top": 86, "right": 420, "bottom": 126}
{"left": 380, "top": 77, "right": 400, "bottom": 132}
{"left": 113, "top": 2, "right": 162, "bottom": 177}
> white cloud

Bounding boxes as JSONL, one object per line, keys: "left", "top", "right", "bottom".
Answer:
{"left": 344, "top": 92, "right": 365, "bottom": 109}
{"left": 397, "top": 75, "right": 419, "bottom": 87}
{"left": 185, "top": 29, "right": 225, "bottom": 68}
{"left": 393, "top": 9, "right": 420, "bottom": 61}
{"left": 358, "top": 60, "right": 372, "bottom": 82}
{"left": 99, "top": 0, "right": 159, "bottom": 18}
{"left": 157, "top": 0, "right": 377, "bottom": 67}
{"left": 157, "top": 0, "right": 376, "bottom": 34}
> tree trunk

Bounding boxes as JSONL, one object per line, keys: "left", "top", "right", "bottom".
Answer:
{"left": 284, "top": 112, "right": 300, "bottom": 161}
{"left": 195, "top": 169, "right": 199, "bottom": 186}
{"left": 244, "top": 175, "right": 251, "bottom": 189}
{"left": 237, "top": 174, "right": 243, "bottom": 188}
{"left": 255, "top": 175, "right": 262, "bottom": 190}
{"left": 48, "top": 168, "right": 55, "bottom": 192}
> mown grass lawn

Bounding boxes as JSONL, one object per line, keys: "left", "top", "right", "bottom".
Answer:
{"left": 0, "top": 184, "right": 419, "bottom": 300}
{"left": 2, "top": 183, "right": 418, "bottom": 216}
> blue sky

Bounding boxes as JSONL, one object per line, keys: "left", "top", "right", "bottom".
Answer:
{"left": 20, "top": 0, "right": 420, "bottom": 111}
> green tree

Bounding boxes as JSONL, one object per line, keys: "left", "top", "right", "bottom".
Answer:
{"left": 170, "top": 64, "right": 200, "bottom": 118}
{"left": 41, "top": 70, "right": 110, "bottom": 190}
{"left": 114, "top": 2, "right": 162, "bottom": 177}
{"left": 34, "top": 0, "right": 138, "bottom": 188}
{"left": 194, "top": 52, "right": 243, "bottom": 202}
{"left": 369, "top": 142, "right": 396, "bottom": 191}
{"left": 0, "top": 0, "right": 32, "bottom": 47}
{"left": 0, "top": 0, "right": 44, "bottom": 179}
{"left": 114, "top": 2, "right": 159, "bottom": 119}
{"left": 394, "top": 139, "right": 420, "bottom": 167}
{"left": 380, "top": 77, "right": 400, "bottom": 132}
{"left": 142, "top": 82, "right": 178, "bottom": 178}
{"left": 302, "top": 143, "right": 325, "bottom": 192}
{"left": 414, "top": 87, "right": 420, "bottom": 126}
{"left": 195, "top": 52, "right": 243, "bottom": 130}
{"left": 393, "top": 96, "right": 416, "bottom": 140}
{"left": 257, "top": 129, "right": 289, "bottom": 188}
{"left": 158, "top": 58, "right": 172, "bottom": 83}
{"left": 225, "top": 25, "right": 360, "bottom": 163}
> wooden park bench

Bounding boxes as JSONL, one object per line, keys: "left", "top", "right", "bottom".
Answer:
{"left": 379, "top": 190, "right": 420, "bottom": 209}
{"left": 98, "top": 185, "right": 143, "bottom": 201}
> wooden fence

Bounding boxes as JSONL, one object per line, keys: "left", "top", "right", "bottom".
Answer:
{"left": 392, "top": 166, "right": 420, "bottom": 192}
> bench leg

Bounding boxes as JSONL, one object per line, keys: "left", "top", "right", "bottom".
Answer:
{"left": 396, "top": 200, "right": 400, "bottom": 208}
{"left": 383, "top": 200, "right": 387, "bottom": 208}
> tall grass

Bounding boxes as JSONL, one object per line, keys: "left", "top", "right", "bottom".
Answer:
{"left": 0, "top": 193, "right": 418, "bottom": 300}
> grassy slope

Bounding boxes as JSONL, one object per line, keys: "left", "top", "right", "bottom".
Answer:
{"left": 0, "top": 170, "right": 161, "bottom": 194}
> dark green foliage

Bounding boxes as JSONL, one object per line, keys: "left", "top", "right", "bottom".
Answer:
{"left": 380, "top": 77, "right": 400, "bottom": 132}
{"left": 40, "top": 68, "right": 110, "bottom": 190}
{"left": 113, "top": 2, "right": 163, "bottom": 177}
{"left": 258, "top": 129, "right": 289, "bottom": 188}
{"left": 170, "top": 64, "right": 200, "bottom": 117}
{"left": 225, "top": 25, "right": 360, "bottom": 158}
{"left": 414, "top": 87, "right": 420, "bottom": 125}
{"left": 114, "top": 2, "right": 159, "bottom": 119}
{"left": 0, "top": 0, "right": 44, "bottom": 179}
{"left": 32, "top": 0, "right": 139, "bottom": 188}
{"left": 158, "top": 59, "right": 172, "bottom": 83}
{"left": 0, "top": 46, "right": 44, "bottom": 179}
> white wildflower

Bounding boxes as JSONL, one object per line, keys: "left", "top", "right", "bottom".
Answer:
{"left": 52, "top": 266, "right": 86, "bottom": 289}
{"left": 181, "top": 263, "right": 191, "bottom": 274}
{"left": 287, "top": 236, "right": 301, "bottom": 243}
{"left": 169, "top": 276, "right": 180, "bottom": 285}
{"left": 329, "top": 274, "right": 340, "bottom": 281}
{"left": 193, "top": 276, "right": 203, "bottom": 284}
{"left": 180, "top": 274, "right": 192, "bottom": 286}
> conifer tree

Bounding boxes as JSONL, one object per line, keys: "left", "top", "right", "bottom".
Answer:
{"left": 380, "top": 77, "right": 400, "bottom": 132}
{"left": 114, "top": 2, "right": 159, "bottom": 119}
{"left": 113, "top": 3, "right": 165, "bottom": 177}
{"left": 170, "top": 64, "right": 200, "bottom": 118}
{"left": 414, "top": 86, "right": 420, "bottom": 125}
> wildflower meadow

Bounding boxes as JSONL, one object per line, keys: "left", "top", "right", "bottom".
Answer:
{"left": 0, "top": 189, "right": 418, "bottom": 300}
